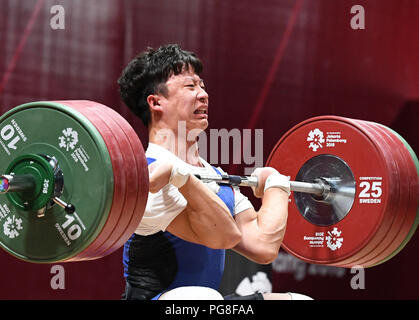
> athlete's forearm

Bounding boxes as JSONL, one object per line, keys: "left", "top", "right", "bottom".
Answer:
{"left": 233, "top": 187, "right": 288, "bottom": 264}
{"left": 257, "top": 188, "right": 288, "bottom": 242}
{"left": 179, "top": 175, "right": 241, "bottom": 249}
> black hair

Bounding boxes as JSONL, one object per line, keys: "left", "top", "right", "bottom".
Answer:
{"left": 117, "top": 44, "right": 203, "bottom": 126}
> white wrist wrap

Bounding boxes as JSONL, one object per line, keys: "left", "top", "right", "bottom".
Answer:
{"left": 169, "top": 163, "right": 191, "bottom": 188}
{"left": 264, "top": 172, "right": 291, "bottom": 195}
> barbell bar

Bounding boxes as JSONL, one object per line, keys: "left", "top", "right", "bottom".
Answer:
{"left": 1, "top": 172, "right": 331, "bottom": 208}
{"left": 195, "top": 173, "right": 330, "bottom": 197}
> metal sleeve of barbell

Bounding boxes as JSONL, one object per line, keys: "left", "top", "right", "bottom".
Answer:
{"left": 194, "top": 174, "right": 325, "bottom": 196}
{"left": 290, "top": 181, "right": 325, "bottom": 196}
{"left": 0, "top": 174, "right": 36, "bottom": 193}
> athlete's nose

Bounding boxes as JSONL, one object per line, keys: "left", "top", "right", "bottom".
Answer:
{"left": 197, "top": 86, "right": 209, "bottom": 104}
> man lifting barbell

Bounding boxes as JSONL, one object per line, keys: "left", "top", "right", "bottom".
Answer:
{"left": 0, "top": 46, "right": 417, "bottom": 300}
{"left": 117, "top": 44, "right": 310, "bottom": 300}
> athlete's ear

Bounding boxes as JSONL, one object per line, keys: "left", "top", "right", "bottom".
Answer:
{"left": 147, "top": 94, "right": 163, "bottom": 112}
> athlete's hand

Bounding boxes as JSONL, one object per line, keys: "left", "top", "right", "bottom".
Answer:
{"left": 148, "top": 160, "right": 174, "bottom": 193}
{"left": 251, "top": 167, "right": 290, "bottom": 198}
{"left": 148, "top": 160, "right": 192, "bottom": 193}
{"left": 250, "top": 167, "right": 279, "bottom": 198}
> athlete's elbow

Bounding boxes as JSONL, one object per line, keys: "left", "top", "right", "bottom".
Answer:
{"left": 251, "top": 247, "right": 280, "bottom": 264}
{"left": 259, "top": 249, "right": 280, "bottom": 264}
{"left": 252, "top": 239, "right": 283, "bottom": 264}
{"left": 225, "top": 228, "right": 242, "bottom": 249}
{"left": 209, "top": 228, "right": 242, "bottom": 249}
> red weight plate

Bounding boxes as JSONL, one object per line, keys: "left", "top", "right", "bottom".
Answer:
{"left": 334, "top": 120, "right": 403, "bottom": 267}
{"left": 56, "top": 101, "right": 126, "bottom": 262}
{"left": 87, "top": 105, "right": 143, "bottom": 259}
{"left": 84, "top": 106, "right": 137, "bottom": 258}
{"left": 320, "top": 119, "right": 400, "bottom": 268}
{"left": 61, "top": 102, "right": 125, "bottom": 261}
{"left": 266, "top": 116, "right": 397, "bottom": 267}
{"left": 342, "top": 121, "right": 406, "bottom": 266}
{"left": 75, "top": 105, "right": 137, "bottom": 260}
{"left": 358, "top": 122, "right": 413, "bottom": 266}
{"left": 355, "top": 122, "right": 419, "bottom": 266}
{"left": 96, "top": 106, "right": 148, "bottom": 257}
{"left": 373, "top": 124, "right": 419, "bottom": 265}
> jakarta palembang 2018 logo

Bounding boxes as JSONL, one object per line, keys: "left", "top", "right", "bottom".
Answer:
{"left": 307, "top": 128, "right": 325, "bottom": 152}
{"left": 58, "top": 128, "right": 79, "bottom": 151}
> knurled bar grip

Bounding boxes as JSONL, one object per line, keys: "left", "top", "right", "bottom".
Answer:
{"left": 194, "top": 174, "right": 326, "bottom": 196}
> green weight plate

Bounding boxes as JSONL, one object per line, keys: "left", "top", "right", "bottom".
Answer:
{"left": 0, "top": 102, "right": 114, "bottom": 263}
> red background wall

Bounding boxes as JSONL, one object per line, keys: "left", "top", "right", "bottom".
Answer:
{"left": 0, "top": 0, "right": 418, "bottom": 299}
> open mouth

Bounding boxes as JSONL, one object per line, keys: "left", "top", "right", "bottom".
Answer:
{"left": 194, "top": 106, "right": 208, "bottom": 115}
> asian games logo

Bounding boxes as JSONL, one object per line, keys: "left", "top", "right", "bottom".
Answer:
{"left": 307, "top": 128, "right": 325, "bottom": 152}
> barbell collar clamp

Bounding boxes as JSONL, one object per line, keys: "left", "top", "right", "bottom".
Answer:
{"left": 52, "top": 197, "right": 76, "bottom": 214}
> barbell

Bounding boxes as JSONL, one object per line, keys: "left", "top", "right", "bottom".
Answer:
{"left": 0, "top": 100, "right": 417, "bottom": 268}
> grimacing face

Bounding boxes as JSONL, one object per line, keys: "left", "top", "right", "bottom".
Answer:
{"left": 157, "top": 69, "right": 209, "bottom": 135}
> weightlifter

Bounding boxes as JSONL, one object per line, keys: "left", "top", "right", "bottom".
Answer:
{"left": 117, "top": 44, "right": 312, "bottom": 300}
